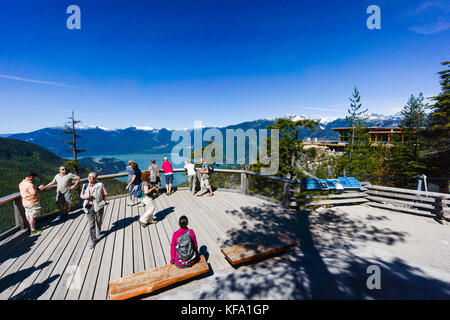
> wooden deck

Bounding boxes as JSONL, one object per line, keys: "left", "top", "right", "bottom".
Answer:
{"left": 0, "top": 190, "right": 295, "bottom": 300}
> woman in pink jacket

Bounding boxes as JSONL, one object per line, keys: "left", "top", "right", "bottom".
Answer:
{"left": 170, "top": 215, "right": 199, "bottom": 268}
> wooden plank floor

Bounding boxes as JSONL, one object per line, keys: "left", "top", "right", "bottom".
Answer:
{"left": 0, "top": 190, "right": 296, "bottom": 300}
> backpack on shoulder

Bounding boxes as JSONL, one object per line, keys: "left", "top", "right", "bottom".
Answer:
{"left": 149, "top": 164, "right": 157, "bottom": 183}
{"left": 176, "top": 229, "right": 197, "bottom": 266}
{"left": 207, "top": 164, "right": 214, "bottom": 175}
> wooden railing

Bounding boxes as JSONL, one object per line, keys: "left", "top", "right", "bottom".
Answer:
{"left": 364, "top": 183, "right": 449, "bottom": 220}
{"left": 0, "top": 168, "right": 298, "bottom": 240}
{"left": 294, "top": 181, "right": 449, "bottom": 221}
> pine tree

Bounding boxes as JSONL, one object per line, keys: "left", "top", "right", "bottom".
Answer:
{"left": 345, "top": 86, "right": 369, "bottom": 175}
{"left": 385, "top": 93, "right": 427, "bottom": 188}
{"left": 63, "top": 111, "right": 86, "bottom": 176}
{"left": 421, "top": 61, "right": 450, "bottom": 192}
{"left": 399, "top": 93, "right": 427, "bottom": 174}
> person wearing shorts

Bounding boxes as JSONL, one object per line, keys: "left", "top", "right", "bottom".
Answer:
{"left": 162, "top": 157, "right": 174, "bottom": 195}
{"left": 197, "top": 158, "right": 214, "bottom": 196}
{"left": 19, "top": 172, "right": 44, "bottom": 235}
{"left": 42, "top": 166, "right": 80, "bottom": 220}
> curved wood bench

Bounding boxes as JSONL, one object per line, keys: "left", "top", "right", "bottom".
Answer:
{"left": 221, "top": 234, "right": 298, "bottom": 266}
{"left": 108, "top": 255, "right": 209, "bottom": 300}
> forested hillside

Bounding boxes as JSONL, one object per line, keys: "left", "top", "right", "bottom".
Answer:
{"left": 0, "top": 138, "right": 127, "bottom": 234}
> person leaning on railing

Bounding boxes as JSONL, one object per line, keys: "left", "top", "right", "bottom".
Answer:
{"left": 184, "top": 160, "right": 197, "bottom": 195}
{"left": 80, "top": 172, "right": 108, "bottom": 249}
{"left": 18, "top": 172, "right": 45, "bottom": 235}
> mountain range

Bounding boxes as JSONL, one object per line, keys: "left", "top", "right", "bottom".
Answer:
{"left": 3, "top": 113, "right": 403, "bottom": 157}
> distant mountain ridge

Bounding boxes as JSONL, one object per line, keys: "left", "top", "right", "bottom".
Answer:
{"left": 6, "top": 113, "right": 403, "bottom": 157}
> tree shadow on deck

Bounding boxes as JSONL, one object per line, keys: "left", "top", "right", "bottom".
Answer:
{"left": 198, "top": 205, "right": 450, "bottom": 299}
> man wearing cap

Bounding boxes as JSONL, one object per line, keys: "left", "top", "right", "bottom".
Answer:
{"left": 80, "top": 172, "right": 108, "bottom": 249}
{"left": 18, "top": 172, "right": 45, "bottom": 235}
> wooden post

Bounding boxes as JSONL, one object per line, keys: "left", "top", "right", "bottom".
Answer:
{"left": 434, "top": 196, "right": 444, "bottom": 220}
{"left": 13, "top": 198, "right": 28, "bottom": 230}
{"left": 240, "top": 172, "right": 248, "bottom": 195}
{"left": 283, "top": 182, "right": 290, "bottom": 208}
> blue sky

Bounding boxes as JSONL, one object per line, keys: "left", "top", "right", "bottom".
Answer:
{"left": 0, "top": 0, "right": 449, "bottom": 133}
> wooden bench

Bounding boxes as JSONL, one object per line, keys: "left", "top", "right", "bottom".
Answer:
{"left": 108, "top": 255, "right": 209, "bottom": 300}
{"left": 221, "top": 234, "right": 298, "bottom": 266}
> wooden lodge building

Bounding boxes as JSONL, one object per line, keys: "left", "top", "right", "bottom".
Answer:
{"left": 301, "top": 127, "right": 406, "bottom": 150}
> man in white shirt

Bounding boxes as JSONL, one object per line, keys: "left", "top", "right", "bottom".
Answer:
{"left": 184, "top": 160, "right": 197, "bottom": 195}
{"left": 80, "top": 172, "right": 108, "bottom": 249}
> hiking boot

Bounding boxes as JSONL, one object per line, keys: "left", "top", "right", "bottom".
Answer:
{"left": 89, "top": 241, "right": 96, "bottom": 249}
{"left": 31, "top": 229, "right": 42, "bottom": 235}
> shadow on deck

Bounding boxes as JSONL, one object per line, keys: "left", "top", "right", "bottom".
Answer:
{"left": 0, "top": 190, "right": 449, "bottom": 300}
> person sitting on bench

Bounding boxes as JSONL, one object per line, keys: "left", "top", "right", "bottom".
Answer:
{"left": 170, "top": 216, "right": 199, "bottom": 268}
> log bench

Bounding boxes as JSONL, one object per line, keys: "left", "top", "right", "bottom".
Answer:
{"left": 108, "top": 255, "right": 209, "bottom": 300}
{"left": 221, "top": 234, "right": 298, "bottom": 266}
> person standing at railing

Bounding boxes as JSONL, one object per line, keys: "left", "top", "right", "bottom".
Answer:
{"left": 18, "top": 172, "right": 45, "bottom": 235}
{"left": 184, "top": 160, "right": 197, "bottom": 195}
{"left": 125, "top": 162, "right": 142, "bottom": 206}
{"left": 80, "top": 172, "right": 108, "bottom": 249}
{"left": 147, "top": 159, "right": 161, "bottom": 196}
{"left": 41, "top": 165, "right": 80, "bottom": 221}
{"left": 197, "top": 158, "right": 214, "bottom": 197}
{"left": 126, "top": 160, "right": 136, "bottom": 201}
{"left": 162, "top": 157, "right": 174, "bottom": 195}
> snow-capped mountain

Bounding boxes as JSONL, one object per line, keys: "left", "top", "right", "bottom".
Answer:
{"left": 5, "top": 113, "right": 404, "bottom": 156}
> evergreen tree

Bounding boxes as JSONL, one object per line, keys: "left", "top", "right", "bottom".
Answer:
{"left": 344, "top": 86, "right": 370, "bottom": 176}
{"left": 265, "top": 118, "right": 318, "bottom": 179}
{"left": 385, "top": 93, "right": 427, "bottom": 188}
{"left": 63, "top": 111, "right": 86, "bottom": 176}
{"left": 421, "top": 61, "right": 450, "bottom": 192}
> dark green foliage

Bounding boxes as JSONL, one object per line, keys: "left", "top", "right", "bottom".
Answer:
{"left": 384, "top": 93, "right": 428, "bottom": 188}
{"left": 421, "top": 61, "right": 450, "bottom": 192}
{"left": 0, "top": 138, "right": 126, "bottom": 233}
{"left": 335, "top": 87, "right": 383, "bottom": 179}
{"left": 267, "top": 118, "right": 318, "bottom": 179}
